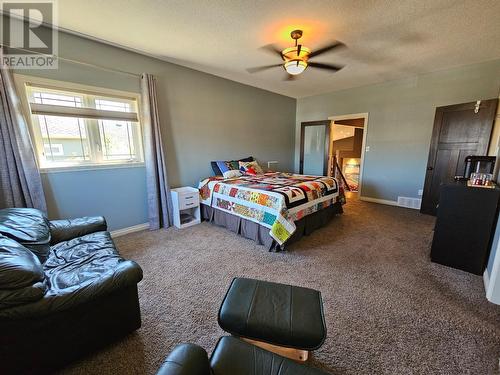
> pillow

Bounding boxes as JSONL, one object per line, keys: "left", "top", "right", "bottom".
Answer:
{"left": 222, "top": 169, "right": 242, "bottom": 179}
{"left": 0, "top": 235, "right": 45, "bottom": 290}
{"left": 239, "top": 160, "right": 264, "bottom": 175}
{"left": 0, "top": 208, "right": 51, "bottom": 263}
{"left": 211, "top": 156, "right": 254, "bottom": 176}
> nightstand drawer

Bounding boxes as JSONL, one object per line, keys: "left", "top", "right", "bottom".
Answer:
{"left": 178, "top": 193, "right": 199, "bottom": 210}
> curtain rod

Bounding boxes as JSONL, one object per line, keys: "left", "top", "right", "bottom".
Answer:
{"left": 1, "top": 45, "right": 142, "bottom": 78}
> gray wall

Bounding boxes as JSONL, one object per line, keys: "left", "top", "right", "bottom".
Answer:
{"left": 12, "top": 16, "right": 500, "bottom": 229}
{"left": 13, "top": 23, "right": 296, "bottom": 230}
{"left": 296, "top": 60, "right": 500, "bottom": 201}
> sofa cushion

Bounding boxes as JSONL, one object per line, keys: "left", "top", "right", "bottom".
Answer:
{"left": 210, "top": 336, "right": 330, "bottom": 375}
{"left": 0, "top": 208, "right": 51, "bottom": 262}
{"left": 49, "top": 216, "right": 107, "bottom": 245}
{"left": 44, "top": 231, "right": 135, "bottom": 289}
{"left": 0, "top": 231, "right": 143, "bottom": 318}
{"left": 218, "top": 278, "right": 327, "bottom": 350}
{"left": 0, "top": 235, "right": 45, "bottom": 289}
{"left": 0, "top": 280, "right": 48, "bottom": 310}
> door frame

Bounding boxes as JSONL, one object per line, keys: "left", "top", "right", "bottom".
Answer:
{"left": 328, "top": 112, "right": 369, "bottom": 197}
{"left": 299, "top": 120, "right": 331, "bottom": 175}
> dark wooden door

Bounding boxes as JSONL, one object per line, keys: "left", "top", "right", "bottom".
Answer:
{"left": 420, "top": 99, "right": 498, "bottom": 215}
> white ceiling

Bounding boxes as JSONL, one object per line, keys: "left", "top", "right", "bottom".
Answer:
{"left": 55, "top": 0, "right": 500, "bottom": 98}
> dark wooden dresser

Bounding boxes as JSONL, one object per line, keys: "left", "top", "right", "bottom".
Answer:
{"left": 430, "top": 181, "right": 500, "bottom": 275}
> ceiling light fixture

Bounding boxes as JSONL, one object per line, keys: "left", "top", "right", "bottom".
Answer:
{"left": 282, "top": 30, "right": 309, "bottom": 76}
{"left": 247, "top": 30, "right": 345, "bottom": 80}
{"left": 284, "top": 60, "right": 307, "bottom": 75}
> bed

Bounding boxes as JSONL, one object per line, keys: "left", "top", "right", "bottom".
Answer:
{"left": 198, "top": 172, "right": 343, "bottom": 251}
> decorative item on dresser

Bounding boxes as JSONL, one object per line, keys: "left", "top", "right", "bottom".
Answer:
{"left": 430, "top": 181, "right": 500, "bottom": 275}
{"left": 170, "top": 187, "right": 201, "bottom": 228}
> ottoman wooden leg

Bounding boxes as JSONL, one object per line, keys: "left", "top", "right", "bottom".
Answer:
{"left": 241, "top": 337, "right": 309, "bottom": 362}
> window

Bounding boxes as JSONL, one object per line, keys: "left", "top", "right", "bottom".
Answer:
{"left": 22, "top": 81, "right": 143, "bottom": 169}
{"left": 43, "top": 143, "right": 64, "bottom": 156}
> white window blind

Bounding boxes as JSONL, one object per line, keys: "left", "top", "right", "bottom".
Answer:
{"left": 30, "top": 103, "right": 139, "bottom": 122}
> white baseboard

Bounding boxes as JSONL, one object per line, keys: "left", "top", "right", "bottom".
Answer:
{"left": 484, "top": 269, "right": 490, "bottom": 297}
{"left": 359, "top": 196, "right": 399, "bottom": 207}
{"left": 110, "top": 222, "right": 149, "bottom": 238}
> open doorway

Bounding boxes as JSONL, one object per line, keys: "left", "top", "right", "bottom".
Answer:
{"left": 328, "top": 113, "right": 368, "bottom": 199}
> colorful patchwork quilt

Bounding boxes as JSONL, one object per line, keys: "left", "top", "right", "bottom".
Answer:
{"left": 198, "top": 172, "right": 339, "bottom": 245}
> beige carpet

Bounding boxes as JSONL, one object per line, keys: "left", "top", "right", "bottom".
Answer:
{"left": 60, "top": 198, "right": 500, "bottom": 374}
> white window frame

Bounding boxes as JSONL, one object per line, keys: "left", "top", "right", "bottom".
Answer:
{"left": 14, "top": 74, "right": 144, "bottom": 172}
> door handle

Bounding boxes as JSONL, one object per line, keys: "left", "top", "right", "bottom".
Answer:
{"left": 427, "top": 166, "right": 434, "bottom": 171}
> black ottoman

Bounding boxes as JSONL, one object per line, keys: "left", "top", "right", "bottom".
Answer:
{"left": 218, "top": 277, "right": 326, "bottom": 361}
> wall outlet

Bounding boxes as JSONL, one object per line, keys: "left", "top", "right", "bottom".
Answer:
{"left": 418, "top": 189, "right": 423, "bottom": 196}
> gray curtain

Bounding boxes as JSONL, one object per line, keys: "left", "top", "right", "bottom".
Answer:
{"left": 141, "top": 73, "right": 173, "bottom": 229}
{"left": 0, "top": 52, "right": 47, "bottom": 212}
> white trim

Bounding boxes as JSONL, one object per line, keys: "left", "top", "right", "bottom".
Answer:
{"left": 359, "top": 196, "right": 398, "bottom": 206}
{"left": 15, "top": 74, "right": 141, "bottom": 100}
{"left": 484, "top": 269, "right": 490, "bottom": 298}
{"left": 328, "top": 112, "right": 369, "bottom": 121}
{"left": 39, "top": 162, "right": 145, "bottom": 173}
{"left": 110, "top": 223, "right": 149, "bottom": 238}
{"left": 328, "top": 112, "right": 369, "bottom": 196}
{"left": 486, "top": 238, "right": 500, "bottom": 303}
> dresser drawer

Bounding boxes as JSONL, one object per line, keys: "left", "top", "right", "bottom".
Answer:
{"left": 178, "top": 192, "right": 199, "bottom": 210}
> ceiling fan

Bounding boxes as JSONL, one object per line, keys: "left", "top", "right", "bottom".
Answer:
{"left": 247, "top": 30, "right": 345, "bottom": 80}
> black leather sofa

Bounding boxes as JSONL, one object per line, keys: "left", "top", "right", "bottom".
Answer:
{"left": 0, "top": 208, "right": 143, "bottom": 374}
{"left": 156, "top": 336, "right": 330, "bottom": 375}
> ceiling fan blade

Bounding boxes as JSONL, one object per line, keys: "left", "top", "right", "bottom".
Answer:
{"left": 246, "top": 64, "right": 283, "bottom": 73}
{"left": 259, "top": 44, "right": 283, "bottom": 57}
{"left": 308, "top": 62, "right": 344, "bottom": 72}
{"left": 309, "top": 41, "right": 345, "bottom": 58}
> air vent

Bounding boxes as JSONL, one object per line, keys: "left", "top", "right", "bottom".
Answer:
{"left": 397, "top": 196, "right": 422, "bottom": 210}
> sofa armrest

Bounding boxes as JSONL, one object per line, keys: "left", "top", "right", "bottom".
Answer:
{"left": 156, "top": 344, "right": 211, "bottom": 375}
{"left": 49, "top": 216, "right": 107, "bottom": 245}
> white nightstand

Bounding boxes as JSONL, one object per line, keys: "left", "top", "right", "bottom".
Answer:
{"left": 170, "top": 187, "right": 201, "bottom": 229}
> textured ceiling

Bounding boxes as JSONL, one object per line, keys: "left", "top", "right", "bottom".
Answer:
{"left": 54, "top": 0, "right": 500, "bottom": 98}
